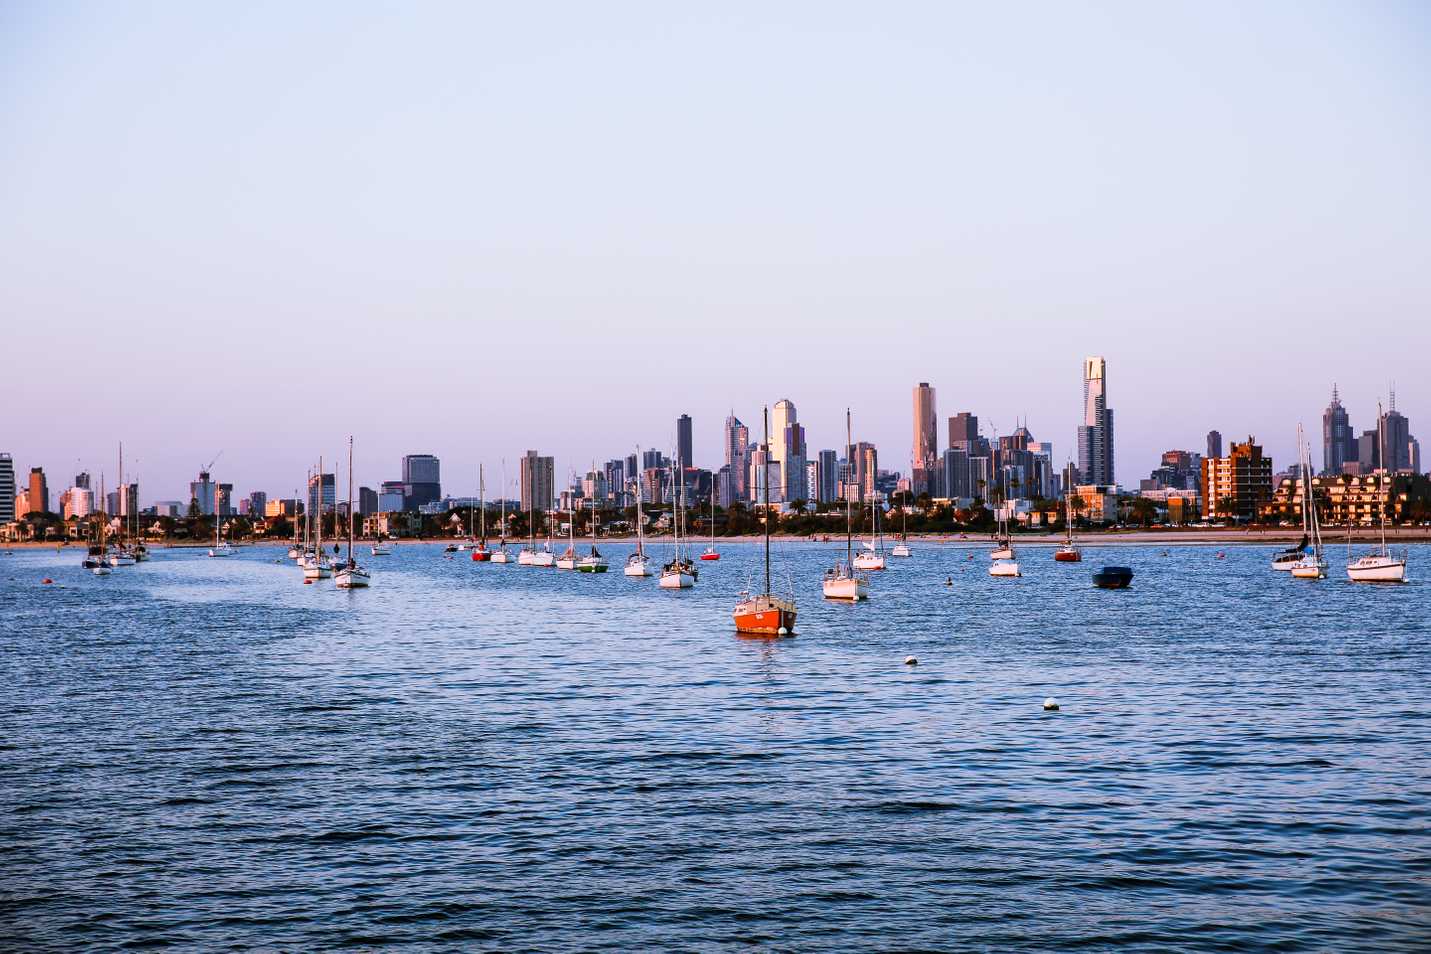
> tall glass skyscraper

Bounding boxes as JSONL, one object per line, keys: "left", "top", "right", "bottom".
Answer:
{"left": 676, "top": 414, "right": 693, "bottom": 469}
{"left": 1321, "top": 385, "right": 1354, "bottom": 475}
{"left": 0, "top": 453, "right": 14, "bottom": 523}
{"left": 912, "top": 382, "right": 938, "bottom": 496}
{"left": 402, "top": 454, "right": 442, "bottom": 510}
{"left": 1076, "top": 357, "right": 1115, "bottom": 486}
{"left": 724, "top": 414, "right": 749, "bottom": 503}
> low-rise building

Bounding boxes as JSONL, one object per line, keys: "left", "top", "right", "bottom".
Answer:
{"left": 1071, "top": 484, "right": 1120, "bottom": 524}
{"left": 1264, "top": 471, "right": 1431, "bottom": 526}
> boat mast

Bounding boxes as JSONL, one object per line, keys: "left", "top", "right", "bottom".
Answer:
{"left": 346, "top": 437, "right": 354, "bottom": 565}
{"left": 479, "top": 464, "right": 486, "bottom": 547}
{"left": 845, "top": 409, "right": 853, "bottom": 570}
{"left": 316, "top": 455, "right": 323, "bottom": 557}
{"left": 763, "top": 405, "right": 771, "bottom": 595}
{"left": 634, "top": 446, "right": 644, "bottom": 556}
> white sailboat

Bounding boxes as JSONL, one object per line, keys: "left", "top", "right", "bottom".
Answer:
{"left": 518, "top": 492, "right": 554, "bottom": 567}
{"left": 625, "top": 446, "right": 654, "bottom": 577}
{"left": 289, "top": 484, "right": 304, "bottom": 559}
{"left": 1347, "top": 405, "right": 1408, "bottom": 583}
{"left": 334, "top": 437, "right": 371, "bottom": 588}
{"left": 490, "top": 462, "right": 512, "bottom": 563}
{"left": 988, "top": 454, "right": 1020, "bottom": 577}
{"left": 659, "top": 454, "right": 696, "bottom": 588}
{"left": 853, "top": 496, "right": 887, "bottom": 571}
{"left": 556, "top": 483, "right": 579, "bottom": 570}
{"left": 824, "top": 410, "right": 870, "bottom": 600}
{"left": 208, "top": 473, "right": 236, "bottom": 558}
{"left": 891, "top": 485, "right": 912, "bottom": 558}
{"left": 577, "top": 476, "right": 608, "bottom": 573}
{"left": 302, "top": 456, "right": 333, "bottom": 580}
{"left": 1290, "top": 426, "right": 1327, "bottom": 579}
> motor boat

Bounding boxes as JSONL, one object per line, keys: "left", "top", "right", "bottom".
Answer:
{"left": 1092, "top": 566, "right": 1134, "bottom": 589}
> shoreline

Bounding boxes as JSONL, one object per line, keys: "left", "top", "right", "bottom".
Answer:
{"left": 9, "top": 527, "right": 1431, "bottom": 550}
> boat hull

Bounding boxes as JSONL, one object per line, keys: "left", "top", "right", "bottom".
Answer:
{"left": 470, "top": 549, "right": 491, "bottom": 562}
{"left": 852, "top": 554, "right": 886, "bottom": 571}
{"left": 576, "top": 561, "right": 608, "bottom": 573}
{"left": 658, "top": 570, "right": 694, "bottom": 589}
{"left": 988, "top": 560, "right": 1021, "bottom": 577}
{"left": 489, "top": 550, "right": 511, "bottom": 563}
{"left": 733, "top": 596, "right": 797, "bottom": 636}
{"left": 1054, "top": 548, "right": 1082, "bottom": 562}
{"left": 822, "top": 576, "right": 868, "bottom": 600}
{"left": 1346, "top": 557, "right": 1407, "bottom": 583}
{"left": 700, "top": 552, "right": 720, "bottom": 561}
{"left": 990, "top": 547, "right": 1015, "bottom": 561}
{"left": 335, "top": 566, "right": 371, "bottom": 588}
{"left": 623, "top": 557, "right": 652, "bottom": 577}
{"left": 890, "top": 545, "right": 912, "bottom": 558}
{"left": 1092, "top": 566, "right": 1134, "bottom": 588}
{"left": 1290, "top": 558, "right": 1327, "bottom": 579}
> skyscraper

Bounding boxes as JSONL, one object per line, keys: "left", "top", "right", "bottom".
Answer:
{"left": 520, "top": 450, "right": 555, "bottom": 512}
{"left": 676, "top": 414, "right": 693, "bottom": 468}
{"left": 912, "top": 383, "right": 938, "bottom": 496}
{"left": 815, "top": 449, "right": 839, "bottom": 503}
{"left": 306, "top": 473, "right": 335, "bottom": 515}
{"left": 948, "top": 412, "right": 979, "bottom": 449}
{"left": 0, "top": 453, "right": 14, "bottom": 523}
{"left": 1076, "top": 357, "right": 1115, "bottom": 486}
{"left": 1207, "top": 430, "right": 1223, "bottom": 460}
{"left": 190, "top": 470, "right": 216, "bottom": 515}
{"left": 402, "top": 454, "right": 441, "bottom": 510}
{"left": 724, "top": 414, "right": 749, "bottom": 503}
{"left": 1380, "top": 394, "right": 1413, "bottom": 473}
{"left": 28, "top": 467, "right": 48, "bottom": 515}
{"left": 1322, "top": 386, "right": 1355, "bottom": 475}
{"left": 770, "top": 399, "right": 806, "bottom": 503}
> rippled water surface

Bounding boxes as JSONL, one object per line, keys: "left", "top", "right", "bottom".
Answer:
{"left": 3, "top": 540, "right": 1430, "bottom": 951}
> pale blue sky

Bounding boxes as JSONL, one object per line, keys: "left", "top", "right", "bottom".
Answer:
{"left": 4, "top": 1, "right": 1428, "bottom": 500}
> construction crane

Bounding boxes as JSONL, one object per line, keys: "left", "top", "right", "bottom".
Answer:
{"left": 200, "top": 450, "right": 223, "bottom": 477}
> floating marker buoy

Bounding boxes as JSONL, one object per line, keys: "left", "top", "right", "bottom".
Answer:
{"left": 944, "top": 576, "right": 953, "bottom": 586}
{"left": 303, "top": 579, "right": 313, "bottom": 585}
{"left": 904, "top": 656, "right": 918, "bottom": 666}
{"left": 42, "top": 578, "right": 53, "bottom": 585}
{"left": 777, "top": 627, "right": 788, "bottom": 636}
{"left": 1043, "top": 697, "right": 1059, "bottom": 711}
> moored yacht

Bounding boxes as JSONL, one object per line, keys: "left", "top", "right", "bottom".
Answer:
{"left": 734, "top": 406, "right": 797, "bottom": 635}
{"left": 824, "top": 410, "right": 870, "bottom": 601}
{"left": 333, "top": 437, "right": 371, "bottom": 589}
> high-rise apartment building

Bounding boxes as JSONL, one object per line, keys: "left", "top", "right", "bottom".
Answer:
{"left": 28, "top": 467, "right": 49, "bottom": 515}
{"left": 1076, "top": 357, "right": 1115, "bottom": 486}
{"left": 0, "top": 453, "right": 14, "bottom": 523}
{"left": 1201, "top": 437, "right": 1273, "bottom": 521}
{"left": 520, "top": 451, "right": 555, "bottom": 512}
{"left": 676, "top": 414, "right": 693, "bottom": 468}
{"left": 306, "top": 474, "right": 335, "bottom": 515}
{"left": 401, "top": 454, "right": 442, "bottom": 510}
{"left": 1322, "top": 386, "right": 1355, "bottom": 475}
{"left": 724, "top": 414, "right": 749, "bottom": 504}
{"left": 912, "top": 383, "right": 938, "bottom": 496}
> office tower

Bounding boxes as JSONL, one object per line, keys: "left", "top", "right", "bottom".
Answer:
{"left": 1201, "top": 437, "right": 1274, "bottom": 521}
{"left": 358, "top": 487, "right": 378, "bottom": 515}
{"left": 190, "top": 470, "right": 216, "bottom": 516}
{"left": 62, "top": 486, "right": 94, "bottom": 519}
{"left": 0, "top": 453, "right": 14, "bottom": 523}
{"left": 247, "top": 491, "right": 267, "bottom": 518}
{"left": 520, "top": 450, "right": 555, "bottom": 512}
{"left": 582, "top": 467, "right": 608, "bottom": 503}
{"left": 806, "top": 461, "right": 819, "bottom": 503}
{"left": 640, "top": 468, "right": 665, "bottom": 506}
{"left": 642, "top": 448, "right": 668, "bottom": 471}
{"left": 1380, "top": 395, "right": 1413, "bottom": 473}
{"left": 1321, "top": 386, "right": 1355, "bottom": 475}
{"left": 106, "top": 489, "right": 121, "bottom": 515}
{"left": 74, "top": 471, "right": 91, "bottom": 490}
{"left": 747, "top": 445, "right": 778, "bottom": 506}
{"left": 1206, "top": 430, "right": 1223, "bottom": 460}
{"left": 815, "top": 449, "right": 839, "bottom": 503}
{"left": 1410, "top": 438, "right": 1422, "bottom": 474}
{"left": 378, "top": 481, "right": 405, "bottom": 512}
{"left": 28, "top": 468, "right": 49, "bottom": 515}
{"left": 912, "top": 382, "right": 938, "bottom": 496}
{"left": 724, "top": 414, "right": 750, "bottom": 503}
{"left": 402, "top": 454, "right": 442, "bottom": 510}
{"left": 116, "top": 482, "right": 138, "bottom": 518}
{"left": 676, "top": 414, "right": 693, "bottom": 469}
{"left": 1357, "top": 429, "right": 1381, "bottom": 472}
{"left": 306, "top": 474, "right": 334, "bottom": 515}
{"left": 941, "top": 447, "right": 971, "bottom": 499}
{"left": 1076, "top": 357, "right": 1115, "bottom": 486}
{"left": 948, "top": 412, "right": 979, "bottom": 449}
{"left": 842, "top": 442, "right": 877, "bottom": 501}
{"left": 770, "top": 399, "right": 806, "bottom": 503}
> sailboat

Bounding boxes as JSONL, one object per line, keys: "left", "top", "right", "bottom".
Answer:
{"left": 701, "top": 488, "right": 720, "bottom": 561}
{"left": 302, "top": 456, "right": 333, "bottom": 579}
{"left": 890, "top": 488, "right": 912, "bottom": 558}
{"left": 988, "top": 460, "right": 1021, "bottom": 577}
{"left": 208, "top": 473, "right": 236, "bottom": 557}
{"left": 824, "top": 409, "right": 870, "bottom": 600}
{"left": 490, "top": 466, "right": 512, "bottom": 563}
{"left": 659, "top": 454, "right": 697, "bottom": 588}
{"left": 289, "top": 485, "right": 304, "bottom": 559}
{"left": 625, "top": 446, "right": 654, "bottom": 576}
{"left": 107, "top": 443, "right": 137, "bottom": 566}
{"left": 1054, "top": 480, "right": 1082, "bottom": 562}
{"left": 556, "top": 503, "right": 579, "bottom": 570}
{"left": 1290, "top": 426, "right": 1327, "bottom": 579}
{"left": 734, "top": 405, "right": 798, "bottom": 635}
{"left": 517, "top": 492, "right": 554, "bottom": 567}
{"left": 853, "top": 494, "right": 887, "bottom": 570}
{"left": 471, "top": 465, "right": 492, "bottom": 561}
{"left": 1347, "top": 405, "right": 1408, "bottom": 583}
{"left": 334, "top": 436, "right": 371, "bottom": 588}
{"left": 86, "top": 474, "right": 112, "bottom": 574}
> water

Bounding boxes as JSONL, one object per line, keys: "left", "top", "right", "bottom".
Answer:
{"left": 3, "top": 541, "right": 1429, "bottom": 951}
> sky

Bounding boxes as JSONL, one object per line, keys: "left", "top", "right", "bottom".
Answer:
{"left": 3, "top": 1, "right": 1429, "bottom": 502}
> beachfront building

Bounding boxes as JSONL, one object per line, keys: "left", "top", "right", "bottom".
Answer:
{"left": 1265, "top": 472, "right": 1431, "bottom": 526}
{"left": 1201, "top": 437, "right": 1274, "bottom": 522}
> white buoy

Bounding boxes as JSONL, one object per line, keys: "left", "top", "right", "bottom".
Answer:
{"left": 904, "top": 656, "right": 918, "bottom": 666}
{"left": 1043, "top": 697, "right": 1059, "bottom": 711}
{"left": 777, "top": 627, "right": 788, "bottom": 636}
